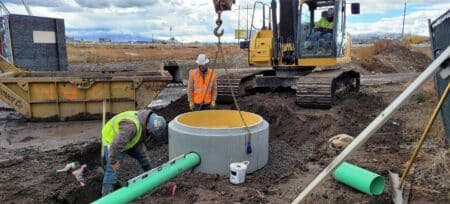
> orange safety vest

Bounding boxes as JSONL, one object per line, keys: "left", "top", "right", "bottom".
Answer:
{"left": 191, "top": 69, "right": 216, "bottom": 104}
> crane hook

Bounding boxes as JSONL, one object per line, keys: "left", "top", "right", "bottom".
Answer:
{"left": 214, "top": 25, "right": 224, "bottom": 37}
{"left": 213, "top": 12, "right": 224, "bottom": 37}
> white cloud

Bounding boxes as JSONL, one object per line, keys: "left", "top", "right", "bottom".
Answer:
{"left": 348, "top": 3, "right": 450, "bottom": 35}
{"left": 2, "top": 0, "right": 449, "bottom": 42}
{"left": 357, "top": 0, "right": 446, "bottom": 14}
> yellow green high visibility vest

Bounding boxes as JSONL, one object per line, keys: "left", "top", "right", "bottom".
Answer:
{"left": 102, "top": 111, "right": 143, "bottom": 150}
{"left": 315, "top": 18, "right": 333, "bottom": 30}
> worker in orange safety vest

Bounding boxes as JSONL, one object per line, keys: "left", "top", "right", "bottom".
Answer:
{"left": 187, "top": 54, "right": 217, "bottom": 111}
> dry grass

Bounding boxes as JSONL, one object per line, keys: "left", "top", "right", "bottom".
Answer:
{"left": 352, "top": 40, "right": 405, "bottom": 59}
{"left": 352, "top": 40, "right": 432, "bottom": 59}
{"left": 431, "top": 149, "right": 450, "bottom": 174}
{"left": 411, "top": 46, "right": 433, "bottom": 58}
{"left": 67, "top": 43, "right": 242, "bottom": 63}
{"left": 404, "top": 35, "right": 429, "bottom": 45}
{"left": 399, "top": 80, "right": 445, "bottom": 143}
{"left": 415, "top": 148, "right": 450, "bottom": 194}
{"left": 69, "top": 40, "right": 431, "bottom": 65}
{"left": 396, "top": 80, "right": 449, "bottom": 201}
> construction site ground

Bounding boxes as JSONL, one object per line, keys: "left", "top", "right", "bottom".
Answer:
{"left": 1, "top": 41, "right": 449, "bottom": 203}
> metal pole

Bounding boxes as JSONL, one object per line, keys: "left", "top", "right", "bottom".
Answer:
{"left": 21, "top": 0, "right": 32, "bottom": 15}
{"left": 401, "top": 0, "right": 407, "bottom": 38}
{"left": 101, "top": 100, "right": 106, "bottom": 167}
{"left": 0, "top": 1, "right": 10, "bottom": 15}
{"left": 238, "top": 5, "right": 241, "bottom": 43}
{"left": 262, "top": 5, "right": 266, "bottom": 29}
{"left": 246, "top": 2, "right": 249, "bottom": 40}
{"left": 291, "top": 45, "right": 450, "bottom": 204}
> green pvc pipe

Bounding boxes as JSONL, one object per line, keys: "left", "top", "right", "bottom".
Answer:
{"left": 93, "top": 152, "right": 201, "bottom": 204}
{"left": 333, "top": 162, "right": 385, "bottom": 195}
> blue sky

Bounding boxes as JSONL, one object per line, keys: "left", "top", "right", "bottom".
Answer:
{"left": 2, "top": 0, "right": 449, "bottom": 42}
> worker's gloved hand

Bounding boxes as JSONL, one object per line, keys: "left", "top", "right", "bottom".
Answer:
{"left": 211, "top": 101, "right": 216, "bottom": 108}
{"left": 111, "top": 161, "right": 121, "bottom": 171}
{"left": 189, "top": 102, "right": 194, "bottom": 111}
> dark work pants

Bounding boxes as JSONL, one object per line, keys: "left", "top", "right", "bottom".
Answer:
{"left": 102, "top": 145, "right": 151, "bottom": 195}
{"left": 194, "top": 104, "right": 211, "bottom": 111}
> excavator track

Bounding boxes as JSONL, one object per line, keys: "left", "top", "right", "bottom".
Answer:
{"left": 296, "top": 69, "right": 360, "bottom": 108}
{"left": 216, "top": 71, "right": 264, "bottom": 103}
{"left": 216, "top": 69, "right": 360, "bottom": 108}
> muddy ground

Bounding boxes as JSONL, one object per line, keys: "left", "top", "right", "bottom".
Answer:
{"left": 1, "top": 42, "right": 449, "bottom": 203}
{"left": 1, "top": 81, "right": 448, "bottom": 203}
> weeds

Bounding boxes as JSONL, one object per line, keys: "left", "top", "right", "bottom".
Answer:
{"left": 415, "top": 92, "right": 426, "bottom": 103}
{"left": 352, "top": 39, "right": 409, "bottom": 59}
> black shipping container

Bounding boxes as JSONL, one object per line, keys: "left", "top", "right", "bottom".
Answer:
{"left": 429, "top": 9, "right": 450, "bottom": 142}
{"left": 6, "top": 14, "right": 67, "bottom": 71}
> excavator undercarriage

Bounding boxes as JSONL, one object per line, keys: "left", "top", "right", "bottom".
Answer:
{"left": 217, "top": 68, "right": 360, "bottom": 108}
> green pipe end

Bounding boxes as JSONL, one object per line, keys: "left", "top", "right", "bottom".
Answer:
{"left": 333, "top": 162, "right": 385, "bottom": 196}
{"left": 370, "top": 176, "right": 385, "bottom": 195}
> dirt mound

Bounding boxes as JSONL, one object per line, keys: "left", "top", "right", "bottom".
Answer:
{"left": 136, "top": 91, "right": 398, "bottom": 203}
{"left": 2, "top": 86, "right": 444, "bottom": 203}
{"left": 154, "top": 95, "right": 190, "bottom": 122}
{"left": 0, "top": 142, "right": 103, "bottom": 203}
{"left": 335, "top": 93, "right": 403, "bottom": 153}
{"left": 357, "top": 40, "right": 431, "bottom": 73}
{"left": 237, "top": 92, "right": 337, "bottom": 159}
{"left": 152, "top": 95, "right": 190, "bottom": 145}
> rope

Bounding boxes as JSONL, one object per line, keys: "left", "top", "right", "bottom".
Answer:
{"left": 212, "top": 36, "right": 253, "bottom": 154}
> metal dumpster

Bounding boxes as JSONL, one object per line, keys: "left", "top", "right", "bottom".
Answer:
{"left": 429, "top": 9, "right": 450, "bottom": 142}
{"left": 0, "top": 65, "right": 171, "bottom": 120}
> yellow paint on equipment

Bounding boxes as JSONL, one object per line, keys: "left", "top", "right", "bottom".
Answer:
{"left": 177, "top": 110, "right": 262, "bottom": 129}
{"left": 248, "top": 30, "right": 273, "bottom": 66}
{"left": 0, "top": 57, "right": 172, "bottom": 120}
{"left": 297, "top": 56, "right": 351, "bottom": 67}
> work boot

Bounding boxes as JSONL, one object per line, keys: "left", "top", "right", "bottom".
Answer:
{"left": 101, "top": 184, "right": 114, "bottom": 196}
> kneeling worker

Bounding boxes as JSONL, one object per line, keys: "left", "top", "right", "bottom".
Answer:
{"left": 188, "top": 54, "right": 218, "bottom": 111}
{"left": 101, "top": 109, "right": 166, "bottom": 195}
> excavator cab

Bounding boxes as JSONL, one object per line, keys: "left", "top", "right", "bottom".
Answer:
{"left": 244, "top": 0, "right": 359, "bottom": 68}
{"left": 297, "top": 0, "right": 360, "bottom": 59}
{"left": 280, "top": 0, "right": 359, "bottom": 67}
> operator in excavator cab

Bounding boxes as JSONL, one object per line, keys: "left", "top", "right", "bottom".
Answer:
{"left": 101, "top": 109, "right": 167, "bottom": 196}
{"left": 311, "top": 8, "right": 334, "bottom": 42}
{"left": 187, "top": 54, "right": 218, "bottom": 111}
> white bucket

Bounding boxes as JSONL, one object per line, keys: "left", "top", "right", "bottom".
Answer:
{"left": 229, "top": 161, "right": 250, "bottom": 184}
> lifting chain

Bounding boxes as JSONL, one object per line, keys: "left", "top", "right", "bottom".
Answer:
{"left": 211, "top": 12, "right": 253, "bottom": 154}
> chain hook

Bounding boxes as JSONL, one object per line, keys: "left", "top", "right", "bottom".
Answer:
{"left": 213, "top": 12, "right": 224, "bottom": 37}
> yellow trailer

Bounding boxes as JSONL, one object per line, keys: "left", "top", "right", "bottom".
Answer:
{"left": 0, "top": 57, "right": 171, "bottom": 120}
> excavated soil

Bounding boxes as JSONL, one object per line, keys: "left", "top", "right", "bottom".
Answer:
{"left": 0, "top": 42, "right": 447, "bottom": 203}
{"left": 356, "top": 40, "right": 432, "bottom": 73}
{"left": 3, "top": 84, "right": 447, "bottom": 203}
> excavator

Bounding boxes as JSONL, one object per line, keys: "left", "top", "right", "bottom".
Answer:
{"left": 212, "top": 0, "right": 361, "bottom": 108}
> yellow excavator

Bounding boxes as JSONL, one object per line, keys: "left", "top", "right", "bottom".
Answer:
{"left": 213, "top": 0, "right": 361, "bottom": 108}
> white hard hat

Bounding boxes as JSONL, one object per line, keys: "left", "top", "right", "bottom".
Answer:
{"left": 196, "top": 54, "right": 209, "bottom": 65}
